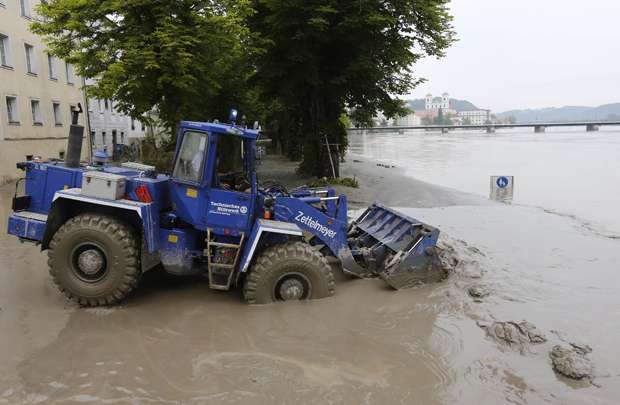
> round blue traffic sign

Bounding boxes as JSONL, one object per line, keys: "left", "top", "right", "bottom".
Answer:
{"left": 496, "top": 176, "right": 509, "bottom": 189}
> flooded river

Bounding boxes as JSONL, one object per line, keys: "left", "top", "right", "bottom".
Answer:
{"left": 1, "top": 130, "right": 619, "bottom": 404}
{"left": 346, "top": 128, "right": 620, "bottom": 403}
{"left": 349, "top": 127, "right": 620, "bottom": 235}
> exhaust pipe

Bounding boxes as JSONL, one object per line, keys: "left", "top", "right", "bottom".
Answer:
{"left": 66, "top": 103, "right": 84, "bottom": 168}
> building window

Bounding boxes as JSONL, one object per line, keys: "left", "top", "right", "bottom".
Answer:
{"left": 131, "top": 119, "right": 135, "bottom": 130}
{"left": 141, "top": 122, "right": 145, "bottom": 132}
{"left": 6, "top": 96, "right": 18, "bottom": 123}
{"left": 104, "top": 99, "right": 108, "bottom": 110}
{"left": 30, "top": 100, "right": 42, "bottom": 124}
{"left": 53, "top": 102, "right": 62, "bottom": 126}
{"left": 20, "top": 0, "right": 30, "bottom": 17}
{"left": 24, "top": 43, "right": 36, "bottom": 74}
{"left": 102, "top": 132, "right": 106, "bottom": 146}
{"left": 0, "top": 34, "right": 11, "bottom": 67}
{"left": 47, "top": 54, "right": 57, "bottom": 79}
{"left": 65, "top": 62, "right": 74, "bottom": 84}
{"left": 120, "top": 132, "right": 125, "bottom": 144}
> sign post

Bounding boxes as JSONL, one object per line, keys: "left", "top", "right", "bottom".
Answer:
{"left": 490, "top": 176, "right": 514, "bottom": 203}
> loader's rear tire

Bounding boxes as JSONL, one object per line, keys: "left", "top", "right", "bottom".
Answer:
{"left": 243, "top": 241, "right": 335, "bottom": 304}
{"left": 48, "top": 214, "right": 140, "bottom": 307}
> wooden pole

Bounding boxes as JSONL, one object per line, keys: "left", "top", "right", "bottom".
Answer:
{"left": 324, "top": 134, "right": 336, "bottom": 178}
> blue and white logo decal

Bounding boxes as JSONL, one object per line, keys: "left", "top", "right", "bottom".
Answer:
{"left": 294, "top": 211, "right": 337, "bottom": 239}
{"left": 209, "top": 202, "right": 248, "bottom": 216}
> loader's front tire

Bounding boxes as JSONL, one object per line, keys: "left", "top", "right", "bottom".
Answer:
{"left": 48, "top": 214, "right": 140, "bottom": 307}
{"left": 243, "top": 241, "right": 335, "bottom": 304}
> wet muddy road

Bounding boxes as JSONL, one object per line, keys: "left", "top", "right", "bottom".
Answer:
{"left": 2, "top": 161, "right": 620, "bottom": 404}
{"left": 0, "top": 184, "right": 465, "bottom": 405}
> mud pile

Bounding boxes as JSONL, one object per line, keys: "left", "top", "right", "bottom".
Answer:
{"left": 550, "top": 343, "right": 594, "bottom": 381}
{"left": 477, "top": 321, "right": 546, "bottom": 353}
{"left": 435, "top": 236, "right": 486, "bottom": 278}
{"left": 467, "top": 284, "right": 490, "bottom": 302}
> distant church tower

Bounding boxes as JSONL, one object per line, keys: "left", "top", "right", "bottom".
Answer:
{"left": 425, "top": 93, "right": 450, "bottom": 110}
{"left": 425, "top": 94, "right": 432, "bottom": 110}
{"left": 441, "top": 93, "right": 450, "bottom": 109}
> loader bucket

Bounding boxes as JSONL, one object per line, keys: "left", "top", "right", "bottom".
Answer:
{"left": 342, "top": 203, "right": 441, "bottom": 289}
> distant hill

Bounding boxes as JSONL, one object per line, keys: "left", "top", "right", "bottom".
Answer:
{"left": 407, "top": 98, "right": 479, "bottom": 112}
{"left": 496, "top": 103, "right": 620, "bottom": 123}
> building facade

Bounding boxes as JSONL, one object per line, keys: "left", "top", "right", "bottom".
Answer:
{"left": 414, "top": 109, "right": 438, "bottom": 122}
{"left": 0, "top": 0, "right": 89, "bottom": 184}
{"left": 393, "top": 112, "right": 421, "bottom": 127}
{"left": 87, "top": 95, "right": 153, "bottom": 159}
{"left": 88, "top": 97, "right": 129, "bottom": 155}
{"left": 425, "top": 93, "right": 450, "bottom": 110}
{"left": 424, "top": 92, "right": 491, "bottom": 125}
{"left": 457, "top": 109, "right": 491, "bottom": 125}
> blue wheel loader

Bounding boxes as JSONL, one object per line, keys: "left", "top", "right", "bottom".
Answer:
{"left": 6, "top": 109, "right": 440, "bottom": 306}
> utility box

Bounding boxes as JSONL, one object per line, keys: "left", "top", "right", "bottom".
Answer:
{"left": 82, "top": 171, "right": 127, "bottom": 200}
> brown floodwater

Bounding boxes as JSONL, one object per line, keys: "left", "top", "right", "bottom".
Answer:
{"left": 1, "top": 159, "right": 619, "bottom": 404}
{"left": 0, "top": 183, "right": 465, "bottom": 405}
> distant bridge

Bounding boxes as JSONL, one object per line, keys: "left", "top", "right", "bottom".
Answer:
{"left": 348, "top": 121, "right": 620, "bottom": 133}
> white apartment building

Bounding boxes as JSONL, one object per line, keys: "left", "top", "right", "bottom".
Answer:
{"left": 87, "top": 78, "right": 155, "bottom": 158}
{"left": 394, "top": 112, "right": 421, "bottom": 126}
{"left": 0, "top": 0, "right": 89, "bottom": 184}
{"left": 88, "top": 97, "right": 130, "bottom": 154}
{"left": 457, "top": 109, "right": 491, "bottom": 125}
{"left": 88, "top": 98, "right": 154, "bottom": 157}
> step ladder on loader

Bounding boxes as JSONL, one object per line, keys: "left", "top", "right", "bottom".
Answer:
{"left": 205, "top": 229, "right": 245, "bottom": 290}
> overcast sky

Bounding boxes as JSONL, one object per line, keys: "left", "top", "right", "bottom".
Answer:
{"left": 407, "top": 0, "right": 620, "bottom": 112}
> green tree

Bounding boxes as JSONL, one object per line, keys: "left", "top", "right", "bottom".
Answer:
{"left": 251, "top": 0, "right": 454, "bottom": 176}
{"left": 31, "top": 0, "right": 261, "bottom": 131}
{"left": 435, "top": 108, "right": 444, "bottom": 125}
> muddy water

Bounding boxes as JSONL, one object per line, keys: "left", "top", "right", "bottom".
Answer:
{"left": 398, "top": 205, "right": 620, "bottom": 404}
{"left": 2, "top": 149, "right": 620, "bottom": 404}
{"left": 343, "top": 128, "right": 620, "bottom": 403}
{"left": 0, "top": 184, "right": 467, "bottom": 404}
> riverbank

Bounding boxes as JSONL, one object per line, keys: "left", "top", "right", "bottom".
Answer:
{"left": 258, "top": 153, "right": 490, "bottom": 209}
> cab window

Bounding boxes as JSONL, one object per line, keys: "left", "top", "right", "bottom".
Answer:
{"left": 173, "top": 131, "right": 208, "bottom": 183}
{"left": 214, "top": 135, "right": 251, "bottom": 193}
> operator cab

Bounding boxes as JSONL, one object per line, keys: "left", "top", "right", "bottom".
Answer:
{"left": 213, "top": 134, "right": 252, "bottom": 193}
{"left": 169, "top": 121, "right": 259, "bottom": 233}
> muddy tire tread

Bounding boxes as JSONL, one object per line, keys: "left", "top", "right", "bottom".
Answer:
{"left": 47, "top": 214, "right": 140, "bottom": 307}
{"left": 243, "top": 240, "right": 335, "bottom": 304}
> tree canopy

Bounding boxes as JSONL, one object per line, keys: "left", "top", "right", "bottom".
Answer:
{"left": 32, "top": 0, "right": 455, "bottom": 176}
{"left": 251, "top": 0, "right": 454, "bottom": 175}
{"left": 32, "top": 0, "right": 262, "bottom": 128}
